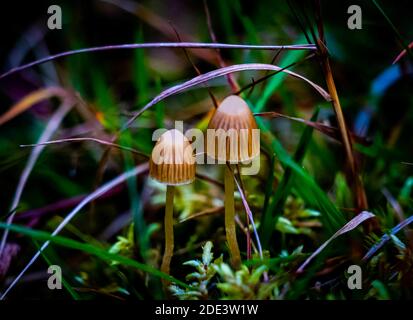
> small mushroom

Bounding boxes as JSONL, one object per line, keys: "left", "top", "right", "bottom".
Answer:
{"left": 149, "top": 129, "right": 195, "bottom": 280}
{"left": 207, "top": 95, "right": 259, "bottom": 268}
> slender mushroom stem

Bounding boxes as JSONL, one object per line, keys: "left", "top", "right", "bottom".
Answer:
{"left": 224, "top": 164, "right": 241, "bottom": 268}
{"left": 161, "top": 185, "right": 175, "bottom": 283}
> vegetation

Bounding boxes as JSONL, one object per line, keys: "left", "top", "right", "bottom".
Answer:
{"left": 0, "top": 0, "right": 412, "bottom": 300}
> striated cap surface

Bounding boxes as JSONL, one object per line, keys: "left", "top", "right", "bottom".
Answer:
{"left": 150, "top": 129, "right": 195, "bottom": 185}
{"left": 207, "top": 95, "right": 260, "bottom": 163}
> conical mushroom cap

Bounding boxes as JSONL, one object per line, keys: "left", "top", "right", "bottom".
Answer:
{"left": 150, "top": 129, "right": 196, "bottom": 185}
{"left": 207, "top": 95, "right": 260, "bottom": 163}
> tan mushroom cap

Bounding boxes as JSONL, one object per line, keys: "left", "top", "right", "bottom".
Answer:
{"left": 150, "top": 129, "right": 196, "bottom": 185}
{"left": 207, "top": 95, "right": 260, "bottom": 163}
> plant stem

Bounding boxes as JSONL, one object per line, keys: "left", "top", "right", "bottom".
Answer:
{"left": 322, "top": 48, "right": 372, "bottom": 215}
{"left": 224, "top": 165, "right": 241, "bottom": 268}
{"left": 235, "top": 164, "right": 251, "bottom": 260}
{"left": 316, "top": 34, "right": 378, "bottom": 230}
{"left": 161, "top": 185, "right": 175, "bottom": 283}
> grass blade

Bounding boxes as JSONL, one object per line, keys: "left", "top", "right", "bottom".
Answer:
{"left": 257, "top": 110, "right": 345, "bottom": 244}
{"left": 260, "top": 108, "right": 320, "bottom": 247}
{"left": 255, "top": 111, "right": 370, "bottom": 145}
{"left": 0, "top": 222, "right": 190, "bottom": 291}
{"left": 0, "top": 98, "right": 74, "bottom": 257}
{"left": 34, "top": 241, "right": 80, "bottom": 300}
{"left": 297, "top": 211, "right": 375, "bottom": 273}
{"left": 0, "top": 42, "right": 316, "bottom": 80}
{"left": 124, "top": 63, "right": 331, "bottom": 131}
{"left": 254, "top": 35, "right": 308, "bottom": 113}
{"left": 0, "top": 87, "right": 68, "bottom": 126}
{"left": 0, "top": 163, "right": 149, "bottom": 299}
{"left": 363, "top": 214, "right": 413, "bottom": 261}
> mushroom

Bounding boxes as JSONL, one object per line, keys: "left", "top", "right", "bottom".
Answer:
{"left": 149, "top": 129, "right": 195, "bottom": 279}
{"left": 206, "top": 95, "right": 259, "bottom": 268}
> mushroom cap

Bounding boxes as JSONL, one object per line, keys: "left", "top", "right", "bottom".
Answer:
{"left": 207, "top": 95, "right": 260, "bottom": 163}
{"left": 150, "top": 129, "right": 196, "bottom": 185}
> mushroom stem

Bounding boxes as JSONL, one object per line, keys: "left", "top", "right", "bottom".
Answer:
{"left": 161, "top": 185, "right": 175, "bottom": 282}
{"left": 224, "top": 164, "right": 241, "bottom": 268}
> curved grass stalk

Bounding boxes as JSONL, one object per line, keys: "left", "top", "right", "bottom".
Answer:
{"left": 0, "top": 43, "right": 316, "bottom": 80}
{"left": 123, "top": 63, "right": 331, "bottom": 132}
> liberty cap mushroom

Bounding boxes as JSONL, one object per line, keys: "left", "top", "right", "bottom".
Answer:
{"left": 149, "top": 129, "right": 195, "bottom": 281}
{"left": 207, "top": 95, "right": 260, "bottom": 164}
{"left": 206, "top": 95, "right": 260, "bottom": 268}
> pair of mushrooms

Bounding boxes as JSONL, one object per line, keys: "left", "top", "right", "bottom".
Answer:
{"left": 149, "top": 95, "right": 258, "bottom": 278}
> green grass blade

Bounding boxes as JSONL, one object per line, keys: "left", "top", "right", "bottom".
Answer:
{"left": 121, "top": 131, "right": 149, "bottom": 261}
{"left": 34, "top": 240, "right": 81, "bottom": 300}
{"left": 260, "top": 108, "right": 320, "bottom": 247}
{"left": 0, "top": 222, "right": 191, "bottom": 290}
{"left": 257, "top": 114, "right": 345, "bottom": 248}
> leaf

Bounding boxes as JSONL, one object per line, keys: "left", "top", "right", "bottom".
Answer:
{"left": 297, "top": 211, "right": 375, "bottom": 273}
{"left": 0, "top": 222, "right": 191, "bottom": 290}
{"left": 276, "top": 217, "right": 300, "bottom": 234}
{"left": 249, "top": 265, "right": 268, "bottom": 285}
{"left": 183, "top": 260, "right": 202, "bottom": 269}
{"left": 202, "top": 241, "right": 214, "bottom": 266}
{"left": 370, "top": 280, "right": 390, "bottom": 300}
